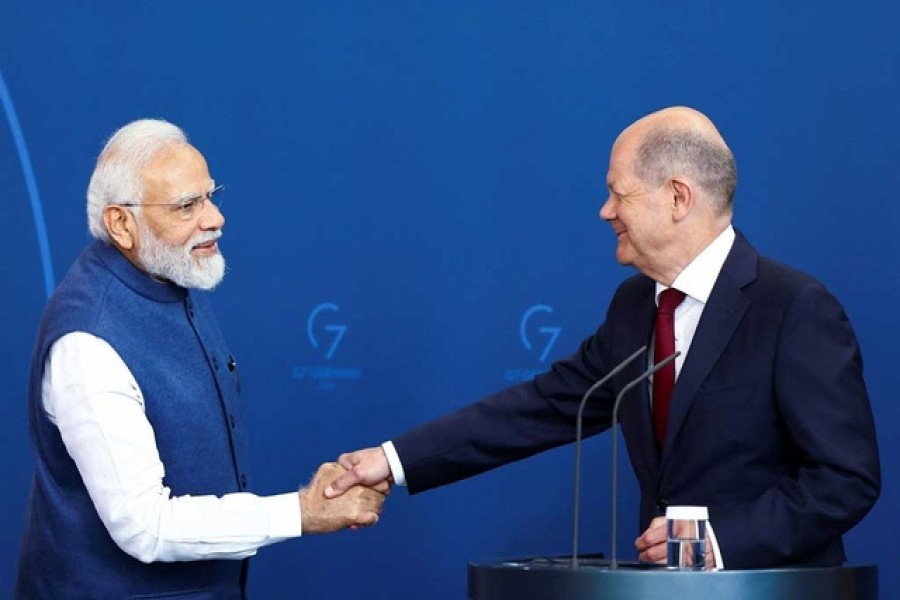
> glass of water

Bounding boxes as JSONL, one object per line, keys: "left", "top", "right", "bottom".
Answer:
{"left": 665, "top": 505, "right": 708, "bottom": 570}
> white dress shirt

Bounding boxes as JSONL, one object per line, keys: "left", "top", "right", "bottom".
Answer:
{"left": 42, "top": 331, "right": 303, "bottom": 563}
{"left": 382, "top": 225, "right": 736, "bottom": 567}
{"left": 653, "top": 225, "right": 736, "bottom": 381}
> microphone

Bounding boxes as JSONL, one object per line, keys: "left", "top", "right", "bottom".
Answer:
{"left": 571, "top": 345, "right": 647, "bottom": 568}
{"left": 609, "top": 350, "right": 680, "bottom": 569}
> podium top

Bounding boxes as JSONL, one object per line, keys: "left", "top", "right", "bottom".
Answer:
{"left": 468, "top": 560, "right": 878, "bottom": 600}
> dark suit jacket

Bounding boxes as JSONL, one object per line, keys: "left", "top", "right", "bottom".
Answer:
{"left": 392, "top": 232, "right": 880, "bottom": 568}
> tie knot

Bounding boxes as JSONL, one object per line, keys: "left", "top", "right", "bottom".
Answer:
{"left": 657, "top": 288, "right": 686, "bottom": 315}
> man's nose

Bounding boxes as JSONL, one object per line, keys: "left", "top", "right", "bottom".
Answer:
{"left": 199, "top": 199, "right": 225, "bottom": 230}
{"left": 599, "top": 196, "right": 615, "bottom": 221}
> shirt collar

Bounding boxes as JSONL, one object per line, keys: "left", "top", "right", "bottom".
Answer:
{"left": 655, "top": 225, "right": 736, "bottom": 305}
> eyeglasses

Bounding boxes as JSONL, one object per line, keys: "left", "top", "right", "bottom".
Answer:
{"left": 118, "top": 184, "right": 224, "bottom": 221}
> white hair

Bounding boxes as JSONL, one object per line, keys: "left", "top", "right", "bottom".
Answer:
{"left": 86, "top": 119, "right": 187, "bottom": 241}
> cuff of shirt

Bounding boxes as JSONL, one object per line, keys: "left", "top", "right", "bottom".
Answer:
{"left": 707, "top": 520, "right": 724, "bottom": 570}
{"left": 264, "top": 492, "right": 304, "bottom": 539}
{"left": 381, "top": 441, "right": 407, "bottom": 487}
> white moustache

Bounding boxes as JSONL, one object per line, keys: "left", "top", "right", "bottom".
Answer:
{"left": 190, "top": 230, "right": 222, "bottom": 249}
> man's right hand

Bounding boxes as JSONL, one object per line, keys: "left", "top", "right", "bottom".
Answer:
{"left": 299, "top": 462, "right": 387, "bottom": 533}
{"left": 324, "top": 446, "right": 392, "bottom": 498}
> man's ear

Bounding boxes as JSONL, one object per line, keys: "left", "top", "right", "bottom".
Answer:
{"left": 670, "top": 177, "right": 694, "bottom": 222}
{"left": 102, "top": 205, "right": 136, "bottom": 250}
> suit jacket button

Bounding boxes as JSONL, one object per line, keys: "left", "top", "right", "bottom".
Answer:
{"left": 656, "top": 497, "right": 669, "bottom": 512}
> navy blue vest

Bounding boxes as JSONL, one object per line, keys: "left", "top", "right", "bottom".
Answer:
{"left": 16, "top": 241, "right": 250, "bottom": 600}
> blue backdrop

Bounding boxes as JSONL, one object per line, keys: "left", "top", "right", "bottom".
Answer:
{"left": 1, "top": 2, "right": 898, "bottom": 598}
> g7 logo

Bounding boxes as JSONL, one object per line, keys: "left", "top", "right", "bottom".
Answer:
{"left": 307, "top": 303, "right": 347, "bottom": 360}
{"left": 519, "top": 304, "right": 561, "bottom": 364}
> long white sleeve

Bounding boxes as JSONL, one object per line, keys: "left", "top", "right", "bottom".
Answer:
{"left": 42, "top": 332, "right": 302, "bottom": 563}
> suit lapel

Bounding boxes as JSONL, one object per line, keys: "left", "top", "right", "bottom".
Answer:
{"left": 659, "top": 233, "right": 758, "bottom": 470}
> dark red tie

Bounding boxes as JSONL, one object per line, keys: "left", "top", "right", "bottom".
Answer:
{"left": 653, "top": 288, "right": 686, "bottom": 449}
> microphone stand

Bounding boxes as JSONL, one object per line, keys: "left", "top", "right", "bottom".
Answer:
{"left": 609, "top": 350, "right": 679, "bottom": 569}
{"left": 571, "top": 346, "right": 647, "bottom": 568}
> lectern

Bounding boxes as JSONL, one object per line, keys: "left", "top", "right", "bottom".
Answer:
{"left": 468, "top": 558, "right": 877, "bottom": 600}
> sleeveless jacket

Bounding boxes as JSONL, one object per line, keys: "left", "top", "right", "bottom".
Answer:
{"left": 16, "top": 241, "right": 250, "bottom": 599}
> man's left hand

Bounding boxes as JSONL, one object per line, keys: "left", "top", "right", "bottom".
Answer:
{"left": 635, "top": 516, "right": 715, "bottom": 568}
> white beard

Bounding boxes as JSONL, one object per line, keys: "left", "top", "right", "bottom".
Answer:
{"left": 134, "top": 217, "right": 226, "bottom": 290}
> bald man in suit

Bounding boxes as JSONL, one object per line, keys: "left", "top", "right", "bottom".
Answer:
{"left": 325, "top": 107, "right": 880, "bottom": 568}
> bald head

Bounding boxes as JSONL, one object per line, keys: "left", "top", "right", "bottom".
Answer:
{"left": 619, "top": 107, "right": 737, "bottom": 215}
{"left": 627, "top": 106, "right": 723, "bottom": 138}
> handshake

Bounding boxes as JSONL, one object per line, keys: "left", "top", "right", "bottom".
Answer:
{"left": 298, "top": 448, "right": 391, "bottom": 534}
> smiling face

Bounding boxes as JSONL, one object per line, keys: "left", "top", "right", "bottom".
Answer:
{"left": 132, "top": 143, "right": 227, "bottom": 289}
{"left": 597, "top": 107, "right": 737, "bottom": 285}
{"left": 599, "top": 130, "right": 675, "bottom": 279}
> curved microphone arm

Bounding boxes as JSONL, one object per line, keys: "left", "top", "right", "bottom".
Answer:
{"left": 571, "top": 345, "right": 647, "bottom": 568}
{"left": 609, "top": 350, "right": 680, "bottom": 570}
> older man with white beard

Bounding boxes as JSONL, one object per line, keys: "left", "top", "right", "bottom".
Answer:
{"left": 15, "top": 119, "right": 385, "bottom": 600}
